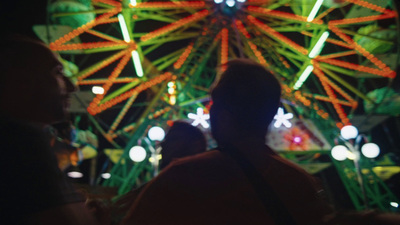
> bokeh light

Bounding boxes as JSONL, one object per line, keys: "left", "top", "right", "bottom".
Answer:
{"left": 340, "top": 125, "right": 358, "bottom": 140}
{"left": 129, "top": 146, "right": 147, "bottom": 162}
{"left": 331, "top": 145, "right": 348, "bottom": 161}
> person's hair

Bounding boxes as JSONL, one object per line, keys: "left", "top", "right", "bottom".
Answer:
{"left": 160, "top": 120, "right": 207, "bottom": 169}
{"left": 211, "top": 58, "right": 281, "bottom": 135}
{"left": 0, "top": 35, "right": 50, "bottom": 94}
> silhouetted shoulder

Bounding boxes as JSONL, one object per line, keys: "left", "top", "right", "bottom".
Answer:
{"left": 167, "top": 150, "right": 225, "bottom": 166}
{"left": 160, "top": 150, "right": 239, "bottom": 181}
{"left": 0, "top": 116, "right": 85, "bottom": 223}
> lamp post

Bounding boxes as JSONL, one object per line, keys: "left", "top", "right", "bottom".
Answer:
{"left": 331, "top": 125, "right": 381, "bottom": 209}
{"left": 146, "top": 126, "right": 165, "bottom": 176}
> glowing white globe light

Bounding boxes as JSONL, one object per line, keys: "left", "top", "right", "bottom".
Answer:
{"left": 148, "top": 126, "right": 165, "bottom": 141}
{"left": 214, "top": 0, "right": 223, "bottom": 3}
{"left": 237, "top": 0, "right": 246, "bottom": 2}
{"left": 340, "top": 125, "right": 358, "bottom": 140}
{"left": 226, "top": 0, "right": 236, "bottom": 7}
{"left": 92, "top": 86, "right": 104, "bottom": 95}
{"left": 130, "top": 0, "right": 137, "bottom": 6}
{"left": 331, "top": 145, "right": 348, "bottom": 161}
{"left": 129, "top": 146, "right": 147, "bottom": 162}
{"left": 168, "top": 87, "right": 175, "bottom": 94}
{"left": 361, "top": 143, "right": 380, "bottom": 158}
{"left": 67, "top": 171, "right": 83, "bottom": 178}
{"left": 101, "top": 173, "right": 111, "bottom": 179}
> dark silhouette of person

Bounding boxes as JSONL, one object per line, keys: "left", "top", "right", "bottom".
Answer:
{"left": 110, "top": 120, "right": 207, "bottom": 224}
{"left": 120, "top": 59, "right": 335, "bottom": 224}
{"left": 159, "top": 120, "right": 208, "bottom": 170}
{"left": 0, "top": 35, "right": 100, "bottom": 225}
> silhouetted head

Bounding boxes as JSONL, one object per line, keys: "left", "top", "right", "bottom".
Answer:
{"left": 210, "top": 59, "right": 281, "bottom": 145}
{"left": 159, "top": 121, "right": 207, "bottom": 170}
{"left": 0, "top": 35, "right": 76, "bottom": 125}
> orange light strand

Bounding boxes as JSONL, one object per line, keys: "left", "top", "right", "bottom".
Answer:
{"left": 234, "top": 20, "right": 251, "bottom": 38}
{"left": 329, "top": 12, "right": 395, "bottom": 26}
{"left": 317, "top": 50, "right": 357, "bottom": 60}
{"left": 315, "top": 7, "right": 335, "bottom": 20}
{"left": 247, "top": 15, "right": 308, "bottom": 55}
{"left": 282, "top": 84, "right": 313, "bottom": 108}
{"left": 50, "top": 9, "right": 120, "bottom": 48}
{"left": 323, "top": 79, "right": 358, "bottom": 108}
{"left": 248, "top": 42, "right": 269, "bottom": 66}
{"left": 293, "top": 90, "right": 312, "bottom": 107}
{"left": 318, "top": 57, "right": 395, "bottom": 78}
{"left": 220, "top": 28, "right": 229, "bottom": 69}
{"left": 99, "top": 18, "right": 119, "bottom": 24}
{"left": 174, "top": 43, "right": 194, "bottom": 69}
{"left": 344, "top": 0, "right": 393, "bottom": 14}
{"left": 77, "top": 78, "right": 138, "bottom": 85}
{"left": 92, "top": 0, "right": 121, "bottom": 7}
{"left": 234, "top": 20, "right": 269, "bottom": 66}
{"left": 99, "top": 51, "right": 133, "bottom": 96}
{"left": 314, "top": 63, "right": 350, "bottom": 125}
{"left": 77, "top": 49, "right": 128, "bottom": 81}
{"left": 282, "top": 84, "right": 330, "bottom": 119}
{"left": 301, "top": 31, "right": 352, "bottom": 49}
{"left": 329, "top": 14, "right": 396, "bottom": 76}
{"left": 279, "top": 56, "right": 291, "bottom": 68}
{"left": 141, "top": 9, "right": 209, "bottom": 42}
{"left": 86, "top": 29, "right": 122, "bottom": 42}
{"left": 309, "top": 95, "right": 355, "bottom": 107}
{"left": 130, "top": 1, "right": 205, "bottom": 9}
{"left": 88, "top": 51, "right": 132, "bottom": 113}
{"left": 88, "top": 72, "right": 173, "bottom": 115}
{"left": 50, "top": 41, "right": 127, "bottom": 51}
{"left": 247, "top": 6, "right": 323, "bottom": 24}
{"left": 109, "top": 94, "right": 138, "bottom": 133}
{"left": 148, "top": 107, "right": 172, "bottom": 119}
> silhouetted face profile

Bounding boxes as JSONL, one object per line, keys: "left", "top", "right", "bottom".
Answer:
{"left": 34, "top": 49, "right": 75, "bottom": 123}
{"left": 0, "top": 37, "right": 76, "bottom": 124}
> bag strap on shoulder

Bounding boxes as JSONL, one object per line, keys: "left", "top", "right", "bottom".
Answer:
{"left": 219, "top": 145, "right": 297, "bottom": 225}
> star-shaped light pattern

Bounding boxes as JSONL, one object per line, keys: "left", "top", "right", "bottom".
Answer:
{"left": 274, "top": 107, "right": 293, "bottom": 128}
{"left": 48, "top": 0, "right": 398, "bottom": 141}
{"left": 188, "top": 107, "right": 210, "bottom": 128}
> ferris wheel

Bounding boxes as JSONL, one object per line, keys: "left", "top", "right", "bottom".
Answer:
{"left": 42, "top": 0, "right": 400, "bottom": 208}
{"left": 43, "top": 0, "right": 399, "bottom": 141}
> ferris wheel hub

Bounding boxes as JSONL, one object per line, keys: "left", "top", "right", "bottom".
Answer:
{"left": 215, "top": 0, "right": 246, "bottom": 16}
